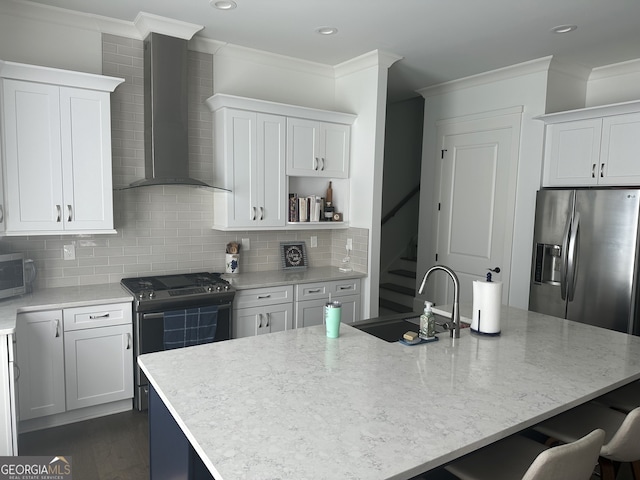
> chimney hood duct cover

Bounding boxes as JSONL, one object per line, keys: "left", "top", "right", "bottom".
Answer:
{"left": 127, "top": 32, "right": 213, "bottom": 189}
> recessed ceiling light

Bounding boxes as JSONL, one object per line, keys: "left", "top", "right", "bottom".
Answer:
{"left": 211, "top": 0, "right": 237, "bottom": 10}
{"left": 551, "top": 24, "right": 577, "bottom": 34}
{"left": 316, "top": 26, "right": 338, "bottom": 36}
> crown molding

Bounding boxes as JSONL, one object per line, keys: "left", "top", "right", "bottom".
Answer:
{"left": 590, "top": 58, "right": 640, "bottom": 81}
{"left": 334, "top": 50, "right": 402, "bottom": 78}
{"left": 418, "top": 56, "right": 554, "bottom": 98}
{"left": 133, "top": 12, "right": 202, "bottom": 40}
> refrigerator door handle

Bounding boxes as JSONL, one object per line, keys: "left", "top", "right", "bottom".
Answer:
{"left": 560, "top": 216, "right": 572, "bottom": 300}
{"left": 566, "top": 211, "right": 580, "bottom": 302}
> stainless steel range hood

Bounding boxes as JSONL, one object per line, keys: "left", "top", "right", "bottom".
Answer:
{"left": 126, "top": 32, "right": 213, "bottom": 189}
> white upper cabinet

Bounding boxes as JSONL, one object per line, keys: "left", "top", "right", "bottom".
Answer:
{"left": 539, "top": 100, "right": 640, "bottom": 187}
{"left": 211, "top": 108, "right": 287, "bottom": 230}
{"left": 206, "top": 94, "right": 356, "bottom": 231}
{"left": 286, "top": 118, "right": 350, "bottom": 178}
{"left": 0, "top": 60, "right": 123, "bottom": 235}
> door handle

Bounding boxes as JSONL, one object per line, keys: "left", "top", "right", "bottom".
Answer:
{"left": 488, "top": 267, "right": 501, "bottom": 273}
{"left": 567, "top": 211, "right": 580, "bottom": 302}
{"left": 560, "top": 192, "right": 575, "bottom": 300}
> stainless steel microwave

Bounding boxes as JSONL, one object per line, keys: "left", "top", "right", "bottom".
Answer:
{"left": 0, "top": 253, "right": 26, "bottom": 300}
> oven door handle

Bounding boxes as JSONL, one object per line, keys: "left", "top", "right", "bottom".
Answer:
{"left": 140, "top": 302, "right": 232, "bottom": 320}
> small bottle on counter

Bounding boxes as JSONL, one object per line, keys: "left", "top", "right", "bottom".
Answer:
{"left": 419, "top": 301, "right": 436, "bottom": 340}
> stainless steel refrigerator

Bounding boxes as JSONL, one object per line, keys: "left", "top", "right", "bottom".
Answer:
{"left": 529, "top": 188, "right": 640, "bottom": 334}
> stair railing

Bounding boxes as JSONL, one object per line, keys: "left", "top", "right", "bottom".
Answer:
{"left": 381, "top": 185, "right": 420, "bottom": 226}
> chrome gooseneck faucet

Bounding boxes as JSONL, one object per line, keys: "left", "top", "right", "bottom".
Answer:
{"left": 418, "top": 265, "right": 461, "bottom": 339}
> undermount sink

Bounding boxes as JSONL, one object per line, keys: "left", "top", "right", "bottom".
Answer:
{"left": 352, "top": 314, "right": 449, "bottom": 342}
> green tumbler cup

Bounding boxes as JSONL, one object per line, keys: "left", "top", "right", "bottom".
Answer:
{"left": 325, "top": 301, "right": 342, "bottom": 338}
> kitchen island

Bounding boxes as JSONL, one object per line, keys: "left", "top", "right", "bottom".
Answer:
{"left": 138, "top": 305, "right": 640, "bottom": 480}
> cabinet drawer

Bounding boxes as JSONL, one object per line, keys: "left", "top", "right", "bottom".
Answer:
{"left": 295, "top": 279, "right": 361, "bottom": 301}
{"left": 63, "top": 302, "right": 132, "bottom": 331}
{"left": 234, "top": 285, "right": 293, "bottom": 309}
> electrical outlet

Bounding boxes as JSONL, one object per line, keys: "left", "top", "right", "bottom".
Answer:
{"left": 346, "top": 238, "right": 353, "bottom": 250}
{"left": 241, "top": 238, "right": 250, "bottom": 250}
{"left": 310, "top": 236, "right": 317, "bottom": 248}
{"left": 63, "top": 244, "right": 76, "bottom": 260}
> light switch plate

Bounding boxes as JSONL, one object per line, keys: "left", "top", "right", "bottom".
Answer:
{"left": 310, "top": 236, "right": 317, "bottom": 248}
{"left": 346, "top": 238, "right": 353, "bottom": 250}
{"left": 241, "top": 238, "right": 250, "bottom": 250}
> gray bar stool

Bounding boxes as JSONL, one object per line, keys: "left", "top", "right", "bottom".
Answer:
{"left": 596, "top": 380, "right": 640, "bottom": 413}
{"left": 533, "top": 403, "right": 640, "bottom": 480}
{"left": 444, "top": 429, "right": 604, "bottom": 480}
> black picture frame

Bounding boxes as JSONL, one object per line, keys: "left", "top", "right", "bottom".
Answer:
{"left": 280, "top": 241, "right": 308, "bottom": 270}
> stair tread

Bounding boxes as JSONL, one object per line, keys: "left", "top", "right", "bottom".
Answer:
{"left": 379, "top": 298, "right": 413, "bottom": 314}
{"left": 389, "top": 269, "right": 416, "bottom": 279}
{"left": 380, "top": 283, "right": 415, "bottom": 296}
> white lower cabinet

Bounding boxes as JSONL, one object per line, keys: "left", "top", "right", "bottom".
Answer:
{"left": 64, "top": 324, "right": 133, "bottom": 410}
{"left": 16, "top": 310, "right": 65, "bottom": 421}
{"left": 16, "top": 302, "right": 133, "bottom": 424}
{"left": 295, "top": 279, "right": 361, "bottom": 328}
{"left": 233, "top": 286, "right": 294, "bottom": 338}
{"left": 0, "top": 333, "right": 17, "bottom": 454}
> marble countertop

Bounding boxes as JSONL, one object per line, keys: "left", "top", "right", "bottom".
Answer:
{"left": 139, "top": 305, "right": 640, "bottom": 480}
{"left": 0, "top": 284, "right": 134, "bottom": 334}
{"left": 222, "top": 266, "right": 366, "bottom": 290}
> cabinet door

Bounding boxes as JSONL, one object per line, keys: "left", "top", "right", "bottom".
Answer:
{"left": 225, "top": 109, "right": 256, "bottom": 227}
{"left": 3, "top": 79, "right": 64, "bottom": 232}
{"left": 287, "top": 117, "right": 318, "bottom": 175}
{"left": 287, "top": 118, "right": 350, "bottom": 178}
{"left": 256, "top": 113, "right": 286, "bottom": 226}
{"left": 543, "top": 119, "right": 601, "bottom": 187}
{"left": 336, "top": 294, "right": 361, "bottom": 324}
{"left": 234, "top": 303, "right": 294, "bottom": 338}
{"left": 64, "top": 324, "right": 133, "bottom": 410}
{"left": 0, "top": 334, "right": 17, "bottom": 455}
{"left": 258, "top": 303, "right": 294, "bottom": 335}
{"left": 599, "top": 112, "right": 640, "bottom": 185}
{"left": 59, "top": 87, "right": 114, "bottom": 231}
{"left": 319, "top": 122, "right": 350, "bottom": 178}
{"left": 295, "top": 298, "right": 326, "bottom": 328}
{"left": 16, "top": 310, "right": 65, "bottom": 420}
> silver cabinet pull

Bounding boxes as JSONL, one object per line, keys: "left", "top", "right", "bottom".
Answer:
{"left": 252, "top": 206, "right": 256, "bottom": 221}
{"left": 600, "top": 163, "right": 605, "bottom": 177}
{"left": 54, "top": 319, "right": 60, "bottom": 338}
{"left": 126, "top": 333, "right": 132, "bottom": 350}
{"left": 591, "top": 164, "right": 596, "bottom": 178}
{"left": 0, "top": 205, "right": 3, "bottom": 223}
{"left": 320, "top": 158, "right": 325, "bottom": 171}
{"left": 89, "top": 313, "right": 110, "bottom": 320}
{"left": 257, "top": 294, "right": 271, "bottom": 299}
{"left": 265, "top": 313, "right": 270, "bottom": 328}
{"left": 56, "top": 205, "right": 62, "bottom": 222}
{"left": 338, "top": 285, "right": 353, "bottom": 290}
{"left": 67, "top": 204, "right": 73, "bottom": 222}
{"left": 314, "top": 157, "right": 319, "bottom": 171}
{"left": 308, "top": 288, "right": 322, "bottom": 293}
{"left": 257, "top": 313, "right": 263, "bottom": 328}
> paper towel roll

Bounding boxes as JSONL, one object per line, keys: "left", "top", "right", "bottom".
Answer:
{"left": 471, "top": 280, "right": 502, "bottom": 335}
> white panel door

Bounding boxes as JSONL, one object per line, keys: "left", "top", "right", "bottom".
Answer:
{"left": 60, "top": 87, "right": 113, "bottom": 230}
{"left": 287, "top": 117, "right": 318, "bottom": 174}
{"left": 599, "top": 112, "right": 640, "bottom": 185}
{"left": 64, "top": 324, "right": 133, "bottom": 410}
{"left": 433, "top": 113, "right": 520, "bottom": 306}
{"left": 3, "top": 80, "right": 64, "bottom": 232}
{"left": 16, "top": 310, "right": 65, "bottom": 420}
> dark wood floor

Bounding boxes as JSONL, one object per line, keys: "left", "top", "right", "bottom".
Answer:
{"left": 18, "top": 410, "right": 149, "bottom": 480}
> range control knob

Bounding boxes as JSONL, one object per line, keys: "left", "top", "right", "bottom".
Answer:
{"left": 138, "top": 292, "right": 146, "bottom": 300}
{"left": 216, "top": 285, "right": 223, "bottom": 291}
{"left": 224, "top": 285, "right": 230, "bottom": 290}
{"left": 148, "top": 291, "right": 156, "bottom": 299}
{"left": 207, "top": 285, "right": 214, "bottom": 292}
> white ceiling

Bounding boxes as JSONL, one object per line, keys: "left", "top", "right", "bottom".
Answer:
{"left": 25, "top": 0, "right": 640, "bottom": 102}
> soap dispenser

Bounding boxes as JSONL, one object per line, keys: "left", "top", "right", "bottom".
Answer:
{"left": 419, "top": 301, "right": 436, "bottom": 340}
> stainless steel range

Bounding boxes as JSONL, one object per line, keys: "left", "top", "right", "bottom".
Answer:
{"left": 121, "top": 272, "right": 235, "bottom": 410}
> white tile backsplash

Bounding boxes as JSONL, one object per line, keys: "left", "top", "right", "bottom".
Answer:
{"left": 0, "top": 34, "right": 368, "bottom": 289}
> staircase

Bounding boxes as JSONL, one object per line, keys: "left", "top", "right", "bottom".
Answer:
{"left": 379, "top": 254, "right": 418, "bottom": 315}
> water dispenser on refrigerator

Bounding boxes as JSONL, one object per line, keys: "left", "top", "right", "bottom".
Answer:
{"left": 533, "top": 243, "right": 562, "bottom": 285}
